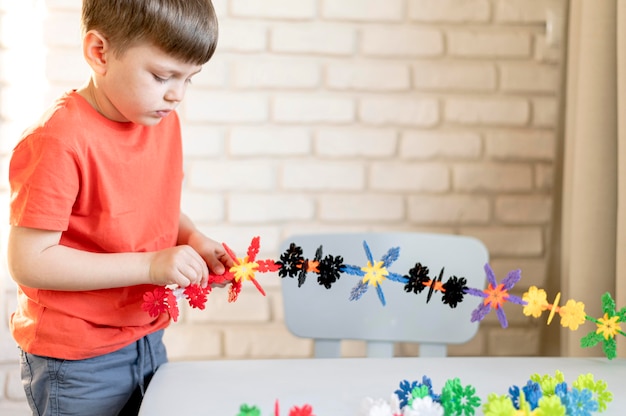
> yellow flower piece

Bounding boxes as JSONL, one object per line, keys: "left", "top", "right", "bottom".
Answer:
{"left": 522, "top": 286, "right": 549, "bottom": 318}
{"left": 361, "top": 261, "right": 388, "bottom": 287}
{"left": 596, "top": 313, "right": 621, "bottom": 340}
{"left": 230, "top": 256, "right": 259, "bottom": 282}
{"left": 558, "top": 299, "right": 587, "bottom": 330}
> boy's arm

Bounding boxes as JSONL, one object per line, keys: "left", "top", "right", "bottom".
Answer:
{"left": 7, "top": 225, "right": 209, "bottom": 291}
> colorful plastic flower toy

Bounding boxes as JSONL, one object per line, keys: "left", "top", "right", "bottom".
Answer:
{"left": 580, "top": 293, "right": 626, "bottom": 360}
{"left": 521, "top": 288, "right": 626, "bottom": 360}
{"left": 465, "top": 264, "right": 526, "bottom": 328}
{"left": 218, "top": 236, "right": 280, "bottom": 301}
{"left": 343, "top": 241, "right": 408, "bottom": 306}
{"left": 141, "top": 236, "right": 626, "bottom": 360}
{"left": 237, "top": 400, "right": 315, "bottom": 416}
{"left": 142, "top": 236, "right": 278, "bottom": 320}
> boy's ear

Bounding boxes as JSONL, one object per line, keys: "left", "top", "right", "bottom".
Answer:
{"left": 82, "top": 30, "right": 110, "bottom": 75}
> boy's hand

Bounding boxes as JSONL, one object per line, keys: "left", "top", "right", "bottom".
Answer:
{"left": 149, "top": 245, "right": 209, "bottom": 288}
{"left": 187, "top": 232, "right": 235, "bottom": 286}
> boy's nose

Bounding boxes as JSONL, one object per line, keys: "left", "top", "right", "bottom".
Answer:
{"left": 165, "top": 83, "right": 186, "bottom": 103}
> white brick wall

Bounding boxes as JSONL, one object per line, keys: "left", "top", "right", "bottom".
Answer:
{"left": 0, "top": 0, "right": 565, "bottom": 412}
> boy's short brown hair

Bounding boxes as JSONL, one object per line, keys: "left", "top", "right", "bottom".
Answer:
{"left": 81, "top": 0, "right": 218, "bottom": 65}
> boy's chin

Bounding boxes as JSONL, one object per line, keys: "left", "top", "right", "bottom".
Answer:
{"left": 134, "top": 115, "right": 165, "bottom": 126}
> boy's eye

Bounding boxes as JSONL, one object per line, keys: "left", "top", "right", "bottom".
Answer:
{"left": 153, "top": 74, "right": 168, "bottom": 83}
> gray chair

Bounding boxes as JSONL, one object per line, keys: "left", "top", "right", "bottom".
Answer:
{"left": 278, "top": 232, "right": 489, "bottom": 358}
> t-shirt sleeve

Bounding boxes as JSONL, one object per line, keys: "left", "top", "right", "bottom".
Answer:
{"left": 9, "top": 133, "right": 80, "bottom": 231}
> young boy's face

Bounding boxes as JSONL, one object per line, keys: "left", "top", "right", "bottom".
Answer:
{"left": 95, "top": 42, "right": 202, "bottom": 126}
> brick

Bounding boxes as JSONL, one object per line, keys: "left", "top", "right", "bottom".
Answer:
{"left": 413, "top": 61, "right": 496, "bottom": 91}
{"left": 408, "top": 0, "right": 490, "bottom": 22}
{"left": 407, "top": 195, "right": 490, "bottom": 224}
{"left": 500, "top": 63, "right": 560, "bottom": 93}
{"left": 273, "top": 94, "right": 355, "bottom": 123}
{"left": 327, "top": 62, "right": 410, "bottom": 91}
{"left": 318, "top": 194, "right": 405, "bottom": 222}
{"left": 454, "top": 163, "right": 533, "bottom": 192}
{"left": 217, "top": 20, "right": 268, "bottom": 52}
{"left": 5, "top": 367, "right": 25, "bottom": 400}
{"left": 485, "top": 131, "right": 556, "bottom": 161}
{"left": 462, "top": 227, "right": 544, "bottom": 257}
{"left": 0, "top": 123, "right": 23, "bottom": 154}
{"left": 370, "top": 163, "right": 449, "bottom": 192}
{"left": 181, "top": 124, "right": 224, "bottom": 158}
{"left": 400, "top": 131, "right": 482, "bottom": 160}
{"left": 228, "top": 194, "right": 315, "bottom": 223}
{"left": 532, "top": 98, "right": 558, "bottom": 127}
{"left": 445, "top": 98, "right": 530, "bottom": 126}
{"left": 534, "top": 34, "right": 563, "bottom": 64}
{"left": 271, "top": 23, "right": 356, "bottom": 55}
{"left": 446, "top": 333, "right": 486, "bottom": 356}
{"left": 495, "top": 195, "right": 553, "bottom": 224}
{"left": 44, "top": 0, "right": 80, "bottom": 10}
{"left": 448, "top": 31, "right": 531, "bottom": 58}
{"left": 268, "top": 287, "right": 285, "bottom": 322}
{"left": 534, "top": 163, "right": 555, "bottom": 190}
{"left": 180, "top": 191, "right": 225, "bottom": 223}
{"left": 190, "top": 56, "right": 228, "bottom": 88}
{"left": 494, "top": 0, "right": 549, "bottom": 23}
{"left": 361, "top": 26, "right": 443, "bottom": 57}
{"left": 197, "top": 226, "right": 282, "bottom": 260}
{"left": 187, "top": 160, "right": 275, "bottom": 191}
{"left": 341, "top": 340, "right": 367, "bottom": 358}
{"left": 211, "top": 0, "right": 228, "bottom": 18}
{"left": 490, "top": 258, "right": 549, "bottom": 290}
{"left": 0, "top": 402, "right": 30, "bottom": 415}
{"left": 322, "top": 0, "right": 404, "bottom": 22}
{"left": 223, "top": 325, "right": 312, "bottom": 358}
{"left": 232, "top": 58, "right": 320, "bottom": 89}
{"left": 163, "top": 324, "right": 223, "bottom": 360}
{"left": 230, "top": 127, "right": 312, "bottom": 156}
{"left": 282, "top": 161, "right": 365, "bottom": 190}
{"left": 0, "top": 87, "right": 45, "bottom": 123}
{"left": 360, "top": 97, "right": 439, "bottom": 126}
{"left": 45, "top": 50, "right": 89, "bottom": 83}
{"left": 187, "top": 287, "right": 271, "bottom": 323}
{"left": 184, "top": 91, "right": 269, "bottom": 123}
{"left": 487, "top": 327, "right": 542, "bottom": 356}
{"left": 315, "top": 128, "right": 397, "bottom": 158}
{"left": 231, "top": 0, "right": 316, "bottom": 19}
{"left": 43, "top": 11, "right": 80, "bottom": 47}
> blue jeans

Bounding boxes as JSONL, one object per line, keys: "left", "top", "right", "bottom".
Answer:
{"left": 19, "top": 329, "right": 167, "bottom": 416}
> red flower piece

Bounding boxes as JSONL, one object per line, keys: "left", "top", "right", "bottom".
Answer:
{"left": 258, "top": 259, "right": 280, "bottom": 272}
{"left": 228, "top": 280, "right": 242, "bottom": 303}
{"left": 142, "top": 287, "right": 170, "bottom": 318}
{"left": 208, "top": 270, "right": 235, "bottom": 285}
{"left": 288, "top": 405, "right": 315, "bottom": 416}
{"left": 184, "top": 284, "right": 211, "bottom": 310}
{"left": 166, "top": 290, "right": 180, "bottom": 322}
{"left": 247, "top": 236, "right": 260, "bottom": 261}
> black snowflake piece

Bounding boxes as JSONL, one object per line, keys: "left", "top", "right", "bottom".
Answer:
{"left": 277, "top": 243, "right": 305, "bottom": 278}
{"left": 317, "top": 254, "right": 344, "bottom": 289}
{"left": 403, "top": 262, "right": 431, "bottom": 294}
{"left": 426, "top": 267, "right": 444, "bottom": 303}
{"left": 441, "top": 275, "right": 468, "bottom": 308}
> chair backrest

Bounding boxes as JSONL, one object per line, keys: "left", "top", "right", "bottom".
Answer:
{"left": 279, "top": 232, "right": 488, "bottom": 358}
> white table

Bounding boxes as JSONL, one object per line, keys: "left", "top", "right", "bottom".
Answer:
{"left": 139, "top": 357, "right": 626, "bottom": 415}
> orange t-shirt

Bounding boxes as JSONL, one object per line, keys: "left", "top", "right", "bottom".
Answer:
{"left": 9, "top": 91, "right": 182, "bottom": 359}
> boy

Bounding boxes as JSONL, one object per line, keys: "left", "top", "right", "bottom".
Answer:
{"left": 7, "top": 1, "right": 231, "bottom": 415}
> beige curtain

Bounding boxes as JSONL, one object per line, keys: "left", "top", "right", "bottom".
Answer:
{"left": 556, "top": 0, "right": 626, "bottom": 358}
